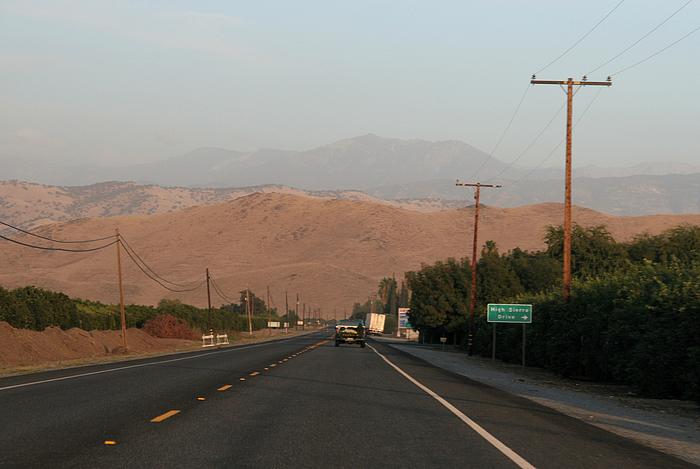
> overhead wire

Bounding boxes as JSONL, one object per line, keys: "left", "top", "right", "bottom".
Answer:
{"left": 119, "top": 241, "right": 205, "bottom": 293}
{"left": 0, "top": 234, "right": 118, "bottom": 252}
{"left": 484, "top": 99, "right": 567, "bottom": 183}
{"left": 468, "top": 84, "right": 531, "bottom": 180}
{"left": 587, "top": 0, "right": 694, "bottom": 76}
{"left": 118, "top": 234, "right": 203, "bottom": 289}
{"left": 534, "top": 0, "right": 626, "bottom": 75}
{"left": 208, "top": 274, "right": 237, "bottom": 304}
{"left": 610, "top": 24, "right": 700, "bottom": 76}
{"left": 0, "top": 220, "right": 116, "bottom": 244}
{"left": 509, "top": 87, "right": 605, "bottom": 187}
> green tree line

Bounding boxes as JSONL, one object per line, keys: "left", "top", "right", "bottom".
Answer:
{"left": 393, "top": 224, "right": 700, "bottom": 401}
{"left": 0, "top": 287, "right": 279, "bottom": 334}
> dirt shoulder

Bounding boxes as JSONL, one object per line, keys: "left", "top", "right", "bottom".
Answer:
{"left": 0, "top": 321, "right": 315, "bottom": 377}
{"left": 377, "top": 338, "right": 700, "bottom": 466}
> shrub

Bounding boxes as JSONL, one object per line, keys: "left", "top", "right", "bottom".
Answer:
{"left": 143, "top": 314, "right": 200, "bottom": 340}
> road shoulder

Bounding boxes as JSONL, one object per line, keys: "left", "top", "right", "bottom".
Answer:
{"left": 378, "top": 338, "right": 700, "bottom": 466}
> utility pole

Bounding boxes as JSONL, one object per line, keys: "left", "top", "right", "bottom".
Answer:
{"left": 115, "top": 229, "right": 127, "bottom": 349}
{"left": 295, "top": 293, "right": 299, "bottom": 330}
{"left": 267, "top": 285, "right": 271, "bottom": 335}
{"left": 455, "top": 181, "right": 501, "bottom": 356}
{"left": 530, "top": 76, "right": 612, "bottom": 301}
{"left": 246, "top": 288, "right": 253, "bottom": 335}
{"left": 302, "top": 303, "right": 306, "bottom": 331}
{"left": 285, "top": 291, "right": 289, "bottom": 333}
{"left": 206, "top": 268, "right": 212, "bottom": 331}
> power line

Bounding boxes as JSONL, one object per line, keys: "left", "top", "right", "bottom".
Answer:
{"left": 469, "top": 84, "right": 531, "bottom": 180}
{"left": 534, "top": 0, "right": 626, "bottom": 75}
{"left": 119, "top": 241, "right": 205, "bottom": 293}
{"left": 0, "top": 234, "right": 118, "bottom": 252}
{"left": 610, "top": 24, "right": 700, "bottom": 76}
{"left": 209, "top": 274, "right": 237, "bottom": 303}
{"left": 119, "top": 234, "right": 202, "bottom": 289}
{"left": 209, "top": 278, "right": 231, "bottom": 303}
{"left": 587, "top": 0, "right": 694, "bottom": 76}
{"left": 509, "top": 87, "right": 605, "bottom": 187}
{"left": 0, "top": 220, "right": 116, "bottom": 244}
{"left": 485, "top": 100, "right": 566, "bottom": 183}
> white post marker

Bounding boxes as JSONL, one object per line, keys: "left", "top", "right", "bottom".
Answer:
{"left": 368, "top": 344, "right": 535, "bottom": 469}
{"left": 202, "top": 332, "right": 215, "bottom": 347}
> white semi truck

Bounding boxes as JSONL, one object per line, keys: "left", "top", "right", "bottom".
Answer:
{"left": 365, "top": 312, "right": 386, "bottom": 335}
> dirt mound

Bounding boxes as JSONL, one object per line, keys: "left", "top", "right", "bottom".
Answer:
{"left": 1, "top": 192, "right": 699, "bottom": 314}
{"left": 0, "top": 321, "right": 196, "bottom": 369}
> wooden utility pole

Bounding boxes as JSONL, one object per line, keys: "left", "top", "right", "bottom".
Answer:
{"left": 302, "top": 303, "right": 306, "bottom": 331}
{"left": 115, "top": 229, "right": 127, "bottom": 349}
{"left": 455, "top": 181, "right": 501, "bottom": 356}
{"left": 267, "top": 285, "right": 271, "bottom": 335}
{"left": 295, "top": 293, "right": 299, "bottom": 330}
{"left": 246, "top": 288, "right": 253, "bottom": 335}
{"left": 285, "top": 291, "right": 289, "bottom": 333}
{"left": 206, "top": 268, "right": 212, "bottom": 330}
{"left": 530, "top": 76, "right": 612, "bottom": 301}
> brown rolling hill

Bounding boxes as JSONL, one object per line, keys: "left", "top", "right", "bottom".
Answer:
{"left": 1, "top": 192, "right": 699, "bottom": 315}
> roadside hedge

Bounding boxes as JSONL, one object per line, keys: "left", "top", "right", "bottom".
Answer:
{"left": 0, "top": 287, "right": 271, "bottom": 334}
{"left": 405, "top": 225, "right": 700, "bottom": 401}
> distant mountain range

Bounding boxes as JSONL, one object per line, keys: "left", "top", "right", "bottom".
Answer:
{"left": 1, "top": 134, "right": 699, "bottom": 216}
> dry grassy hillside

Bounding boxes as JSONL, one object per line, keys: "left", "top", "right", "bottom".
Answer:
{"left": 1, "top": 192, "right": 699, "bottom": 314}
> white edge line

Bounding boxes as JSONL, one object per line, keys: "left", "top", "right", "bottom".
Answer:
{"left": 368, "top": 344, "right": 536, "bottom": 469}
{"left": 0, "top": 340, "right": 281, "bottom": 392}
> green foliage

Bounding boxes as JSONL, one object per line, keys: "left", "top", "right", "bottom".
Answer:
{"left": 545, "top": 224, "right": 628, "bottom": 279}
{"left": 406, "top": 258, "right": 471, "bottom": 336}
{"left": 0, "top": 286, "right": 271, "bottom": 334}
{"left": 396, "top": 224, "right": 700, "bottom": 401}
{"left": 477, "top": 241, "right": 524, "bottom": 306}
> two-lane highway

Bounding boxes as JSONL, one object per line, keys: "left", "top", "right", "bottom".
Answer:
{"left": 0, "top": 331, "right": 693, "bottom": 468}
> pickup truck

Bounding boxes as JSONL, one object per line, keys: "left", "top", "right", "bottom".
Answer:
{"left": 334, "top": 319, "right": 366, "bottom": 348}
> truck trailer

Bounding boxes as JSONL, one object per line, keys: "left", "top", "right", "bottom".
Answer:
{"left": 365, "top": 313, "right": 386, "bottom": 335}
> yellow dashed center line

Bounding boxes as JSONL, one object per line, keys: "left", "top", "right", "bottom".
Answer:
{"left": 196, "top": 397, "right": 206, "bottom": 401}
{"left": 104, "top": 440, "right": 117, "bottom": 446}
{"left": 270, "top": 364, "right": 277, "bottom": 367}
{"left": 150, "top": 410, "right": 180, "bottom": 423}
{"left": 218, "top": 384, "right": 232, "bottom": 391}
{"left": 239, "top": 378, "right": 246, "bottom": 381}
{"left": 250, "top": 371, "right": 260, "bottom": 376}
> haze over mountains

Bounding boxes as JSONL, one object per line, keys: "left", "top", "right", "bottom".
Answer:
{"left": 2, "top": 134, "right": 699, "bottom": 216}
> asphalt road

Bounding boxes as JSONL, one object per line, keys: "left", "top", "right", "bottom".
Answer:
{"left": 0, "top": 330, "right": 694, "bottom": 468}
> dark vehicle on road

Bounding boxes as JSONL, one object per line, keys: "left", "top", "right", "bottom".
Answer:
{"left": 335, "top": 319, "right": 366, "bottom": 348}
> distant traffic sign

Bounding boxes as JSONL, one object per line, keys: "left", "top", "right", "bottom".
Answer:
{"left": 487, "top": 304, "right": 532, "bottom": 323}
{"left": 398, "top": 308, "right": 411, "bottom": 328}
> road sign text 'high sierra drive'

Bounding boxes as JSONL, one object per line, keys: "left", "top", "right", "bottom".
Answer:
{"left": 487, "top": 304, "right": 532, "bottom": 323}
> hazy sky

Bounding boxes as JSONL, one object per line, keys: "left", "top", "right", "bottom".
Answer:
{"left": 0, "top": 0, "right": 698, "bottom": 168}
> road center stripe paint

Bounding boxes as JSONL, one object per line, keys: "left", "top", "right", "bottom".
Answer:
{"left": 367, "top": 344, "right": 535, "bottom": 469}
{"left": 0, "top": 339, "right": 298, "bottom": 392}
{"left": 150, "top": 410, "right": 180, "bottom": 423}
{"left": 249, "top": 371, "right": 260, "bottom": 376}
{"left": 217, "top": 385, "right": 232, "bottom": 391}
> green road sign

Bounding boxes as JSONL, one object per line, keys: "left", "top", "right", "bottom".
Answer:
{"left": 487, "top": 304, "right": 532, "bottom": 323}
